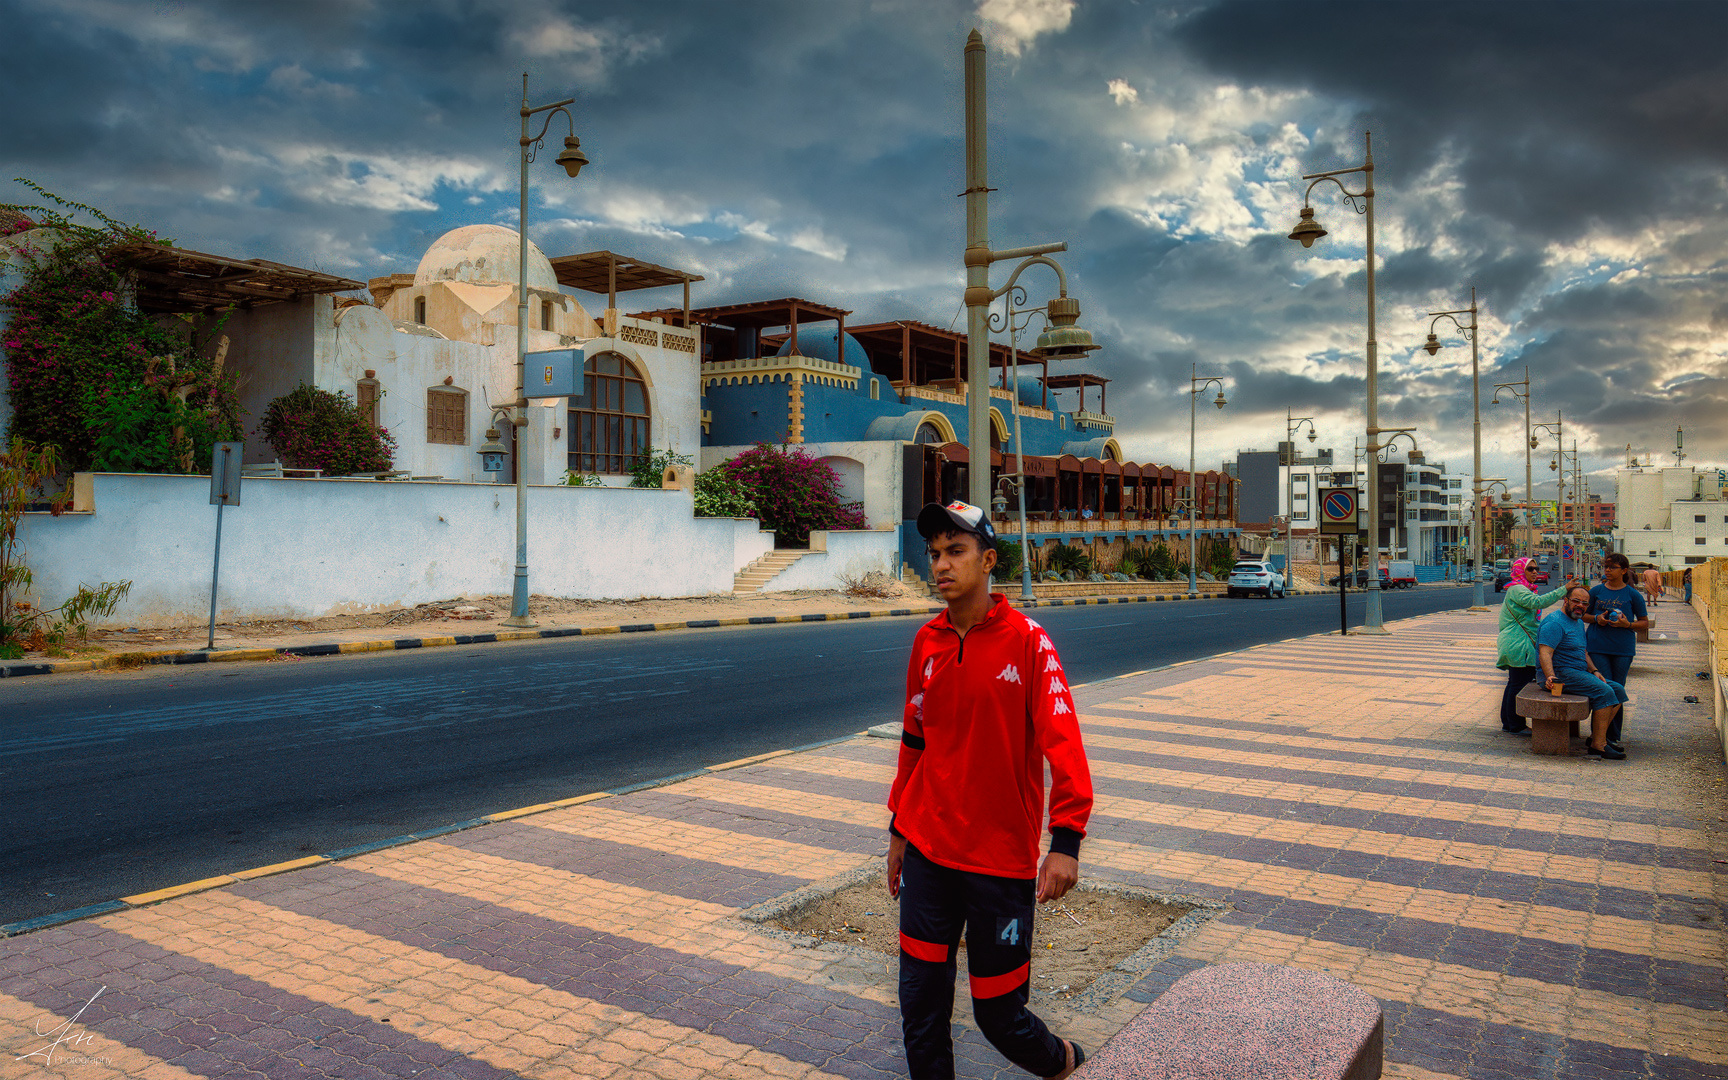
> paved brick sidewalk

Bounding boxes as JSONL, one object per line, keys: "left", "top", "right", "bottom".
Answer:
{"left": 3, "top": 607, "right": 1723, "bottom": 1079}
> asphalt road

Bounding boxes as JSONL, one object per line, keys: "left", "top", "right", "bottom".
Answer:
{"left": 0, "top": 586, "right": 1475, "bottom": 925}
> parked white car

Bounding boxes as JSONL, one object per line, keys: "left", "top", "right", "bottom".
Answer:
{"left": 1227, "top": 561, "right": 1286, "bottom": 599}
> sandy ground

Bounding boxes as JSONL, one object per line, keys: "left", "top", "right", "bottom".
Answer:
{"left": 774, "top": 872, "right": 1188, "bottom": 1000}
{"left": 34, "top": 585, "right": 937, "bottom": 662}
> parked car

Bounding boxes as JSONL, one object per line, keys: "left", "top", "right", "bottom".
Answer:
{"left": 1494, "top": 569, "right": 1513, "bottom": 592}
{"left": 1325, "top": 568, "right": 1391, "bottom": 590}
{"left": 1529, "top": 568, "right": 1550, "bottom": 585}
{"left": 1228, "top": 561, "right": 1286, "bottom": 598}
{"left": 1386, "top": 560, "right": 1418, "bottom": 589}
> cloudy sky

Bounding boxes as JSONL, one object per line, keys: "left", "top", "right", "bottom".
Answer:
{"left": 4, "top": 0, "right": 1723, "bottom": 499}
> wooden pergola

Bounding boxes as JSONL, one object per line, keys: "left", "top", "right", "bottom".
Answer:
{"left": 551, "top": 250, "right": 703, "bottom": 324}
{"left": 636, "top": 298, "right": 852, "bottom": 364}
{"left": 1044, "top": 372, "right": 1109, "bottom": 416}
{"left": 846, "top": 320, "right": 1051, "bottom": 404}
{"left": 106, "top": 242, "right": 364, "bottom": 314}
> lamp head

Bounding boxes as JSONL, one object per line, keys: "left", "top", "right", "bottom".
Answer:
{"left": 1307, "top": 430, "right": 1317, "bottom": 442}
{"left": 1287, "top": 206, "right": 1326, "bottom": 248}
{"left": 478, "top": 428, "right": 509, "bottom": 473}
{"left": 1529, "top": 435, "right": 1540, "bottom": 449}
{"left": 1030, "top": 295, "right": 1099, "bottom": 358}
{"left": 1213, "top": 388, "right": 1226, "bottom": 410}
{"left": 555, "top": 136, "right": 589, "bottom": 178}
{"left": 1422, "top": 333, "right": 1441, "bottom": 356}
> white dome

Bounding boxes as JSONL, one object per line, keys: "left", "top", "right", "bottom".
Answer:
{"left": 414, "top": 224, "right": 559, "bottom": 292}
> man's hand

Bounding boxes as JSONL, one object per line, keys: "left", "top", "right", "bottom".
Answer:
{"left": 1036, "top": 852, "right": 1078, "bottom": 903}
{"left": 886, "top": 834, "right": 907, "bottom": 899}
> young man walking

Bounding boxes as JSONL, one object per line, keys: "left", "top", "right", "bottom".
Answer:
{"left": 1540, "top": 584, "right": 1630, "bottom": 760}
{"left": 887, "top": 501, "right": 1094, "bottom": 1079}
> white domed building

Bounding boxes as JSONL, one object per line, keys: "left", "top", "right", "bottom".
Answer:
{"left": 219, "top": 224, "right": 705, "bottom": 487}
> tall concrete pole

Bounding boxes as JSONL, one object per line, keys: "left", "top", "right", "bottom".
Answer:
{"left": 1360, "top": 133, "right": 1386, "bottom": 632}
{"left": 963, "top": 29, "right": 993, "bottom": 511}
{"left": 1523, "top": 365, "right": 1532, "bottom": 554}
{"left": 1469, "top": 288, "right": 1487, "bottom": 611}
{"left": 507, "top": 73, "right": 535, "bottom": 627}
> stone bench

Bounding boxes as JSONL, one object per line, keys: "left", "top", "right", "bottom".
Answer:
{"left": 1637, "top": 615, "right": 1656, "bottom": 644}
{"left": 1082, "top": 962, "right": 1382, "bottom": 1079}
{"left": 1515, "top": 683, "right": 1590, "bottom": 755}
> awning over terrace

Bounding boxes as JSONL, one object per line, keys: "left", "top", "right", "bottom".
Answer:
{"left": 107, "top": 242, "right": 365, "bottom": 314}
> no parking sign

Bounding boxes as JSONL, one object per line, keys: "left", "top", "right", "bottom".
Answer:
{"left": 1319, "top": 487, "right": 1358, "bottom": 535}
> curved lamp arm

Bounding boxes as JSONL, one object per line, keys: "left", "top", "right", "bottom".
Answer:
{"left": 1303, "top": 174, "right": 1369, "bottom": 216}
{"left": 522, "top": 100, "right": 577, "bottom": 162}
{"left": 993, "top": 255, "right": 1069, "bottom": 303}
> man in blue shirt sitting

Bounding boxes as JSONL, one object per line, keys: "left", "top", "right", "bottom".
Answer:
{"left": 1539, "top": 584, "right": 1629, "bottom": 760}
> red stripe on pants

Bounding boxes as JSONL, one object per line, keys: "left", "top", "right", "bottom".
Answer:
{"left": 900, "top": 931, "right": 950, "bottom": 963}
{"left": 969, "top": 962, "right": 1030, "bottom": 999}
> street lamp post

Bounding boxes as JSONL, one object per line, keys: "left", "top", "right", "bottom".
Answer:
{"left": 987, "top": 287, "right": 1047, "bottom": 601}
{"left": 1533, "top": 411, "right": 1565, "bottom": 575}
{"left": 1491, "top": 366, "right": 1532, "bottom": 556}
{"left": 1289, "top": 131, "right": 1397, "bottom": 633}
{"left": 1421, "top": 287, "right": 1489, "bottom": 610}
{"left": 498, "top": 73, "right": 588, "bottom": 628}
{"left": 1189, "top": 365, "right": 1227, "bottom": 597}
{"left": 1286, "top": 409, "right": 1316, "bottom": 576}
{"left": 960, "top": 29, "right": 1096, "bottom": 510}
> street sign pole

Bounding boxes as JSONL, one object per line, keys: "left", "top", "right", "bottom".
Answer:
{"left": 207, "top": 442, "right": 243, "bottom": 651}
{"left": 1318, "top": 486, "right": 1359, "bottom": 636}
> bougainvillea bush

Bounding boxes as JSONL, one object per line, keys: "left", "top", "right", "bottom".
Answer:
{"left": 1, "top": 183, "right": 241, "bottom": 474}
{"left": 259, "top": 384, "right": 396, "bottom": 475}
{"left": 711, "top": 443, "right": 865, "bottom": 546}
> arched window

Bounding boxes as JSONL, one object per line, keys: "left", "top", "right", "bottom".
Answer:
{"left": 914, "top": 422, "right": 944, "bottom": 445}
{"left": 569, "top": 352, "right": 650, "bottom": 475}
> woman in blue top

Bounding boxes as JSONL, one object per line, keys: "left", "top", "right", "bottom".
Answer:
{"left": 1586, "top": 552, "right": 1649, "bottom": 751}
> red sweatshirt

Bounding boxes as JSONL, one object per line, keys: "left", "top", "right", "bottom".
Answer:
{"left": 887, "top": 594, "right": 1093, "bottom": 879}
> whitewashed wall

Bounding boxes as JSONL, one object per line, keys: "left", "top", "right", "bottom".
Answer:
{"left": 17, "top": 473, "right": 773, "bottom": 627}
{"left": 760, "top": 529, "right": 901, "bottom": 592}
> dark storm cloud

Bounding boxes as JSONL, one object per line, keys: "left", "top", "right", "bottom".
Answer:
{"left": 1, "top": 0, "right": 1721, "bottom": 485}
{"left": 1173, "top": 0, "right": 1728, "bottom": 240}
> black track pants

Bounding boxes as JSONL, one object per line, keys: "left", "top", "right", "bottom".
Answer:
{"left": 897, "top": 843, "right": 1066, "bottom": 1078}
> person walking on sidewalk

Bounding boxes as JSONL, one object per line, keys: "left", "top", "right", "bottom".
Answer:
{"left": 887, "top": 500, "right": 1094, "bottom": 1080}
{"left": 1642, "top": 565, "right": 1664, "bottom": 606}
{"left": 1585, "top": 552, "right": 1648, "bottom": 752}
{"left": 1495, "top": 557, "right": 1571, "bottom": 734}
{"left": 1539, "top": 585, "right": 1629, "bottom": 759}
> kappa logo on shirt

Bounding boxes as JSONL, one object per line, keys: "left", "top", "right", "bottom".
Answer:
{"left": 1051, "top": 697, "right": 1072, "bottom": 715}
{"left": 1048, "top": 677, "right": 1067, "bottom": 696}
{"left": 1043, "top": 655, "right": 1063, "bottom": 674}
{"left": 1036, "top": 634, "right": 1054, "bottom": 653}
{"left": 997, "top": 664, "right": 1021, "bottom": 684}
{"left": 1025, "top": 618, "right": 1043, "bottom": 630}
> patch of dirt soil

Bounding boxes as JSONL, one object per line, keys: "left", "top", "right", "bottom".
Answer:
{"left": 773, "top": 873, "right": 1191, "bottom": 999}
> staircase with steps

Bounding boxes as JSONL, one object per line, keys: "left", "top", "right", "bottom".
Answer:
{"left": 901, "top": 563, "right": 932, "bottom": 598}
{"left": 732, "top": 549, "right": 810, "bottom": 594}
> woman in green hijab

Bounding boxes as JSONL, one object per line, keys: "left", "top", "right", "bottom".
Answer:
{"left": 1496, "top": 556, "right": 1572, "bottom": 733}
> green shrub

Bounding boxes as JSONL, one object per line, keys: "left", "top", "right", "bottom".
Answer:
{"left": 1, "top": 181, "right": 241, "bottom": 473}
{"left": 560, "top": 470, "right": 603, "bottom": 486}
{"left": 992, "top": 539, "right": 1023, "bottom": 583}
{"left": 628, "top": 446, "right": 694, "bottom": 489}
{"left": 693, "top": 468, "right": 757, "bottom": 518}
{"left": 259, "top": 384, "right": 395, "bottom": 475}
{"left": 713, "top": 443, "right": 865, "bottom": 546}
{"left": 1045, "top": 544, "right": 1093, "bottom": 577}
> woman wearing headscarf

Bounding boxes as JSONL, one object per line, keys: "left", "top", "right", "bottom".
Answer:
{"left": 1495, "top": 556, "right": 1572, "bottom": 734}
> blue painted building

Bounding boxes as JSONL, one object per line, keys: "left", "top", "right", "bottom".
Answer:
{"left": 637, "top": 297, "right": 1240, "bottom": 577}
